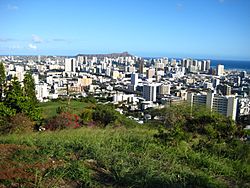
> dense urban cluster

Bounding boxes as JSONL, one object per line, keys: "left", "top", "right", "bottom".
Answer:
{"left": 0, "top": 54, "right": 250, "bottom": 187}
{"left": 1, "top": 53, "right": 250, "bottom": 123}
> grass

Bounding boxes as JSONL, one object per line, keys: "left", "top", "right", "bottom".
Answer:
{"left": 0, "top": 127, "right": 249, "bottom": 187}
{"left": 38, "top": 100, "right": 89, "bottom": 119}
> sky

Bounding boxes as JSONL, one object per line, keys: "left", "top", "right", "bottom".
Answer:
{"left": 0, "top": 0, "right": 250, "bottom": 60}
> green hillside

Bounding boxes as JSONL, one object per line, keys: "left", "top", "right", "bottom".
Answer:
{"left": 0, "top": 126, "right": 249, "bottom": 188}
{"left": 0, "top": 98, "right": 249, "bottom": 187}
{"left": 39, "top": 100, "right": 89, "bottom": 119}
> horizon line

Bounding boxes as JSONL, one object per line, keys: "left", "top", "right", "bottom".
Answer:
{"left": 0, "top": 53, "right": 250, "bottom": 62}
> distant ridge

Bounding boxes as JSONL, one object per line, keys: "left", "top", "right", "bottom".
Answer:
{"left": 76, "top": 52, "right": 133, "bottom": 58}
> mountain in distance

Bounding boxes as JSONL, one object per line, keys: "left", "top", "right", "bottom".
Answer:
{"left": 76, "top": 51, "right": 133, "bottom": 58}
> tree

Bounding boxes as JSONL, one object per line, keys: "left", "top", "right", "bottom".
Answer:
{"left": 23, "top": 72, "right": 37, "bottom": 104}
{"left": 4, "top": 77, "right": 24, "bottom": 113}
{"left": 93, "top": 104, "right": 118, "bottom": 126}
{"left": 0, "top": 102, "right": 15, "bottom": 117}
{"left": 4, "top": 77, "right": 41, "bottom": 121}
{"left": 0, "top": 62, "right": 6, "bottom": 101}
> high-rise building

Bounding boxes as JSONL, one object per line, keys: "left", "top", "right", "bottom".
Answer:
{"left": 212, "top": 78, "right": 220, "bottom": 88}
{"left": 131, "top": 73, "right": 138, "bottom": 86}
{"left": 32, "top": 74, "right": 39, "bottom": 85}
{"left": 234, "top": 76, "right": 241, "bottom": 86}
{"left": 159, "top": 84, "right": 171, "bottom": 95}
{"left": 146, "top": 68, "right": 155, "bottom": 79}
{"left": 105, "top": 68, "right": 111, "bottom": 77}
{"left": 217, "top": 84, "right": 231, "bottom": 95}
{"left": 139, "top": 60, "right": 144, "bottom": 74}
{"left": 126, "top": 66, "right": 136, "bottom": 73}
{"left": 197, "top": 61, "right": 202, "bottom": 71}
{"left": 84, "top": 56, "right": 88, "bottom": 64}
{"left": 38, "top": 55, "right": 41, "bottom": 63}
{"left": 201, "top": 60, "right": 207, "bottom": 72}
{"left": 92, "top": 57, "right": 97, "bottom": 63}
{"left": 35, "top": 83, "right": 49, "bottom": 102}
{"left": 216, "top": 64, "right": 224, "bottom": 76}
{"left": 189, "top": 65, "right": 198, "bottom": 73}
{"left": 155, "top": 62, "right": 164, "bottom": 70}
{"left": 143, "top": 83, "right": 158, "bottom": 102}
{"left": 206, "top": 60, "right": 211, "bottom": 71}
{"left": 240, "top": 71, "right": 247, "bottom": 78}
{"left": 77, "top": 56, "right": 84, "bottom": 64}
{"left": 65, "top": 58, "right": 76, "bottom": 72}
{"left": 182, "top": 59, "right": 191, "bottom": 69}
{"left": 187, "top": 92, "right": 237, "bottom": 120}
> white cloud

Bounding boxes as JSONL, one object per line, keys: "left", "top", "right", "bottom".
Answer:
{"left": 32, "top": 34, "right": 43, "bottom": 43}
{"left": 7, "top": 4, "right": 19, "bottom": 10}
{"left": 28, "top": 43, "right": 37, "bottom": 49}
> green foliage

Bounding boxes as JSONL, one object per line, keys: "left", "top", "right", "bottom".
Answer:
{"left": 184, "top": 113, "right": 238, "bottom": 140}
{"left": 0, "top": 62, "right": 6, "bottom": 101}
{"left": 0, "top": 127, "right": 249, "bottom": 187}
{"left": 39, "top": 100, "right": 89, "bottom": 119}
{"left": 0, "top": 102, "right": 16, "bottom": 117}
{"left": 23, "top": 72, "right": 37, "bottom": 104}
{"left": 4, "top": 77, "right": 23, "bottom": 113}
{"left": 157, "top": 104, "right": 192, "bottom": 128}
{"left": 80, "top": 108, "right": 93, "bottom": 122}
{"left": 93, "top": 104, "right": 119, "bottom": 127}
{"left": 0, "top": 97, "right": 249, "bottom": 187}
{"left": 151, "top": 104, "right": 242, "bottom": 140}
{"left": 80, "top": 96, "right": 97, "bottom": 104}
{"left": 153, "top": 104, "right": 250, "bottom": 175}
{"left": 45, "top": 112, "right": 80, "bottom": 131}
{"left": 56, "top": 105, "right": 71, "bottom": 114}
{"left": 0, "top": 76, "right": 41, "bottom": 133}
{"left": 4, "top": 77, "right": 40, "bottom": 120}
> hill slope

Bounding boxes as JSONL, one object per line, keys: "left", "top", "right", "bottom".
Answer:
{"left": 0, "top": 127, "right": 249, "bottom": 188}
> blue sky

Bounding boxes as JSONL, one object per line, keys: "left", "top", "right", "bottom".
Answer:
{"left": 0, "top": 0, "right": 250, "bottom": 60}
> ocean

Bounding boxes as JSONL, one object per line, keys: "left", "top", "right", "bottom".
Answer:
{"left": 211, "top": 60, "right": 250, "bottom": 72}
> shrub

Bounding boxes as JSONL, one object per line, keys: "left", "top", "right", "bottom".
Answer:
{"left": 56, "top": 105, "right": 71, "bottom": 114}
{"left": 93, "top": 105, "right": 118, "bottom": 127}
{"left": 80, "top": 108, "right": 93, "bottom": 122}
{"left": 0, "top": 113, "right": 34, "bottom": 134}
{"left": 45, "top": 112, "right": 81, "bottom": 131}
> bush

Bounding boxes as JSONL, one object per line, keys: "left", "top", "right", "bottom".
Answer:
{"left": 56, "top": 105, "right": 71, "bottom": 114}
{"left": 93, "top": 105, "right": 118, "bottom": 127}
{"left": 80, "top": 108, "right": 93, "bottom": 122}
{"left": 45, "top": 112, "right": 81, "bottom": 131}
{"left": 0, "top": 113, "right": 34, "bottom": 134}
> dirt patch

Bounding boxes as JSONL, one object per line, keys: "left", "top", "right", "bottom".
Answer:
{"left": 0, "top": 144, "right": 32, "bottom": 159}
{"left": 0, "top": 144, "right": 64, "bottom": 187}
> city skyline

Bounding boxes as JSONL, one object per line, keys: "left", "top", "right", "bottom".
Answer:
{"left": 0, "top": 0, "right": 250, "bottom": 60}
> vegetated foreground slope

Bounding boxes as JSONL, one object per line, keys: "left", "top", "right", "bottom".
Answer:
{"left": 0, "top": 127, "right": 249, "bottom": 188}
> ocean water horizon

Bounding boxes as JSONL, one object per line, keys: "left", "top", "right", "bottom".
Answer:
{"left": 211, "top": 60, "right": 250, "bottom": 71}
